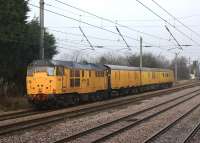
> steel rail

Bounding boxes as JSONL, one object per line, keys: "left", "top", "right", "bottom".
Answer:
{"left": 90, "top": 93, "right": 200, "bottom": 143}
{"left": 143, "top": 103, "right": 200, "bottom": 143}
{"left": 0, "top": 110, "right": 45, "bottom": 121}
{"left": 0, "top": 109, "right": 34, "bottom": 119}
{"left": 53, "top": 89, "right": 200, "bottom": 143}
{"left": 182, "top": 121, "right": 200, "bottom": 143}
{"left": 0, "top": 81, "right": 197, "bottom": 122}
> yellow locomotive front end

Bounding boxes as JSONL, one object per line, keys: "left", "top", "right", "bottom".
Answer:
{"left": 26, "top": 60, "right": 64, "bottom": 107}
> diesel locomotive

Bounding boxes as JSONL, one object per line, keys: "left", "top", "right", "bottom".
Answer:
{"left": 26, "top": 60, "right": 174, "bottom": 108}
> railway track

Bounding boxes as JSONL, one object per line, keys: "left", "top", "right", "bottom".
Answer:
{"left": 0, "top": 81, "right": 197, "bottom": 122}
{"left": 0, "top": 82, "right": 199, "bottom": 136}
{"left": 182, "top": 120, "right": 200, "bottom": 143}
{"left": 0, "top": 82, "right": 198, "bottom": 121}
{"left": 0, "top": 109, "right": 43, "bottom": 121}
{"left": 143, "top": 103, "right": 200, "bottom": 143}
{"left": 53, "top": 87, "right": 200, "bottom": 143}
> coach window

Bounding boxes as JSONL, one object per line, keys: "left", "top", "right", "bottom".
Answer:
{"left": 152, "top": 72, "right": 155, "bottom": 79}
{"left": 70, "top": 69, "right": 80, "bottom": 87}
{"left": 134, "top": 72, "right": 137, "bottom": 80}
{"left": 74, "top": 79, "right": 80, "bottom": 86}
{"left": 96, "top": 71, "right": 103, "bottom": 77}
{"left": 102, "top": 71, "right": 104, "bottom": 77}
{"left": 82, "top": 70, "right": 84, "bottom": 77}
{"left": 75, "top": 70, "right": 80, "bottom": 77}
{"left": 70, "top": 69, "right": 74, "bottom": 77}
{"left": 148, "top": 72, "right": 151, "bottom": 78}
{"left": 89, "top": 70, "right": 91, "bottom": 77}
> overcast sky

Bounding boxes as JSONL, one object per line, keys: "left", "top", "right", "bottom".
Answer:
{"left": 28, "top": 0, "right": 200, "bottom": 62}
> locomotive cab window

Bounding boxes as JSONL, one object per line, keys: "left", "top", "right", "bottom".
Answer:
{"left": 56, "top": 66, "right": 64, "bottom": 76}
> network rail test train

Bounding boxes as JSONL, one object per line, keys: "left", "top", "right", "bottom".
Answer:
{"left": 26, "top": 60, "right": 174, "bottom": 108}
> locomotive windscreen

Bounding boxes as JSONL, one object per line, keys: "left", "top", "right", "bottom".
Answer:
{"left": 27, "top": 66, "right": 55, "bottom": 76}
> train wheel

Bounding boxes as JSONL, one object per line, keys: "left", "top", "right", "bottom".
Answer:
{"left": 92, "top": 96, "right": 97, "bottom": 102}
{"left": 72, "top": 95, "right": 80, "bottom": 105}
{"left": 97, "top": 93, "right": 103, "bottom": 101}
{"left": 102, "top": 92, "right": 109, "bottom": 100}
{"left": 89, "top": 94, "right": 97, "bottom": 102}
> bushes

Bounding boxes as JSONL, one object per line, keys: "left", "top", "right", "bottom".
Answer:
{"left": 0, "top": 96, "right": 29, "bottom": 111}
{"left": 0, "top": 95, "right": 30, "bottom": 111}
{"left": 0, "top": 80, "right": 30, "bottom": 111}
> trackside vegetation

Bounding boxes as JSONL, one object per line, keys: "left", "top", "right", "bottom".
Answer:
{"left": 0, "top": 0, "right": 57, "bottom": 98}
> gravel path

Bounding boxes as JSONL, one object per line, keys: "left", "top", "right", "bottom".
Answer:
{"left": 0, "top": 86, "right": 199, "bottom": 143}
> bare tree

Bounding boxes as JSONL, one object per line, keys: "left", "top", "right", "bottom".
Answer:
{"left": 171, "top": 56, "right": 190, "bottom": 80}
{"left": 96, "top": 52, "right": 127, "bottom": 65}
{"left": 127, "top": 53, "right": 170, "bottom": 68}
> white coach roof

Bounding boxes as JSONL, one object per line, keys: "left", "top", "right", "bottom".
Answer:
{"left": 105, "top": 64, "right": 172, "bottom": 72}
